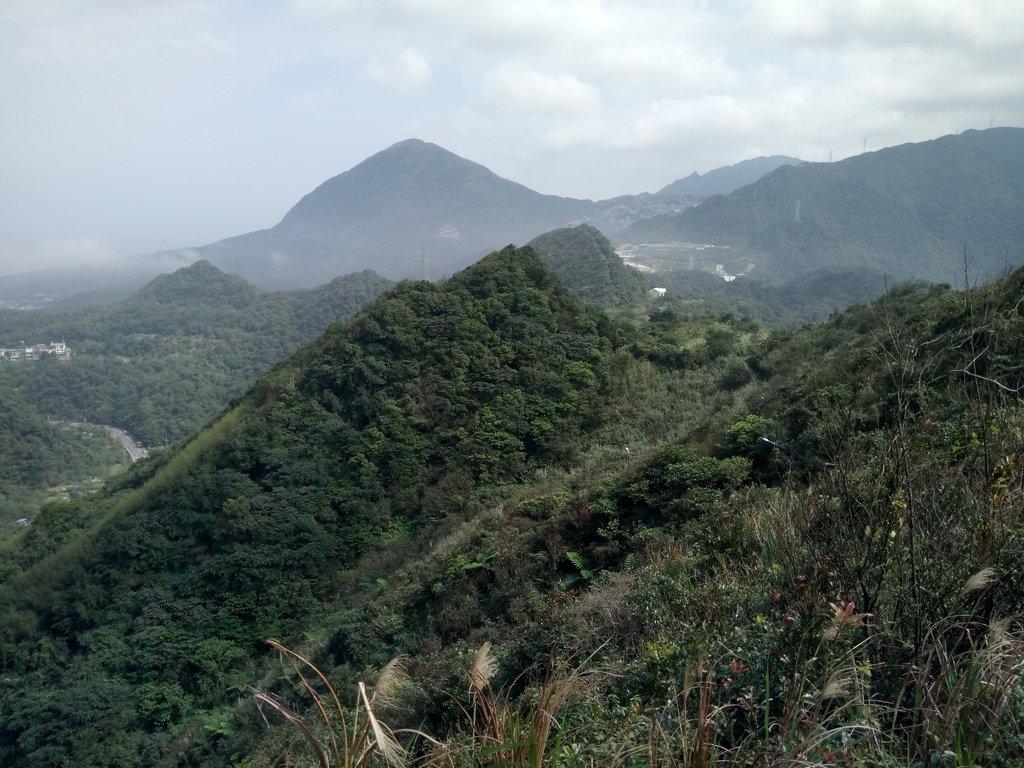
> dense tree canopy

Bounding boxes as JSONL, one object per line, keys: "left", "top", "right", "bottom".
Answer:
{"left": 1, "top": 246, "right": 1023, "bottom": 767}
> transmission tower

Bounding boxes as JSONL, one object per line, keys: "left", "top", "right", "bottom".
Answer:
{"left": 793, "top": 200, "right": 801, "bottom": 224}
{"left": 420, "top": 249, "right": 430, "bottom": 281}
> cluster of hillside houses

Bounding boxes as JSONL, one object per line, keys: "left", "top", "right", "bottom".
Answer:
{"left": 0, "top": 341, "right": 72, "bottom": 361}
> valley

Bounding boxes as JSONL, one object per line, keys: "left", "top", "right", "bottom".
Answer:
{"left": 614, "top": 241, "right": 752, "bottom": 280}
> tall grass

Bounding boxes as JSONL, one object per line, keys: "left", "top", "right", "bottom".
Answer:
{"left": 258, "top": 640, "right": 591, "bottom": 768}
{"left": 254, "top": 639, "right": 418, "bottom": 768}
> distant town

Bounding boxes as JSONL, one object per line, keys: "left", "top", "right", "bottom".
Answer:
{"left": 0, "top": 341, "right": 72, "bottom": 361}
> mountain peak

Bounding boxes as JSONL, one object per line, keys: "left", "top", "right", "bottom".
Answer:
{"left": 133, "top": 259, "right": 259, "bottom": 308}
{"left": 529, "top": 224, "right": 647, "bottom": 306}
{"left": 657, "top": 155, "right": 802, "bottom": 198}
{"left": 281, "top": 139, "right": 499, "bottom": 226}
{"left": 189, "top": 140, "right": 592, "bottom": 286}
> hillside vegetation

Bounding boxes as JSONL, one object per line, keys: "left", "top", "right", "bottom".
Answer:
{"left": 1, "top": 244, "right": 1022, "bottom": 767}
{"left": 0, "top": 388, "right": 124, "bottom": 524}
{"left": 529, "top": 224, "right": 649, "bottom": 307}
{"left": 0, "top": 262, "right": 389, "bottom": 522}
{"left": 0, "top": 262, "right": 391, "bottom": 447}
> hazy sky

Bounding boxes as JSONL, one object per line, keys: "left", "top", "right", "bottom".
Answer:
{"left": 2, "top": 0, "right": 1022, "bottom": 275}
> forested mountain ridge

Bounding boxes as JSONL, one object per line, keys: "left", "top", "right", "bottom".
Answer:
{"left": 0, "top": 262, "right": 390, "bottom": 523}
{"left": 128, "top": 259, "right": 259, "bottom": 308}
{"left": 0, "top": 245, "right": 625, "bottom": 764}
{"left": 2, "top": 240, "right": 1023, "bottom": 766}
{"left": 623, "top": 127, "right": 1024, "bottom": 285}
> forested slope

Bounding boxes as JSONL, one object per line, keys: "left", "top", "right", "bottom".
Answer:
{"left": 623, "top": 127, "right": 1024, "bottom": 285}
{"left": 0, "top": 389, "right": 123, "bottom": 523}
{"left": 529, "top": 224, "right": 648, "bottom": 307}
{"left": 0, "top": 263, "right": 391, "bottom": 446}
{"left": 0, "top": 246, "right": 626, "bottom": 765}
{"left": 1, "top": 245, "right": 1022, "bottom": 767}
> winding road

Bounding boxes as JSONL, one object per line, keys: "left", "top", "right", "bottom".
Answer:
{"left": 103, "top": 426, "right": 149, "bottom": 461}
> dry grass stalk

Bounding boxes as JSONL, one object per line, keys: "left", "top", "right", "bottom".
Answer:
{"left": 374, "top": 655, "right": 410, "bottom": 710}
{"left": 470, "top": 641, "right": 497, "bottom": 693}
{"left": 959, "top": 566, "right": 997, "bottom": 596}
{"left": 358, "top": 681, "right": 405, "bottom": 767}
{"left": 907, "top": 617, "right": 1024, "bottom": 764}
{"left": 252, "top": 690, "right": 331, "bottom": 768}
{"left": 459, "top": 641, "right": 592, "bottom": 767}
{"left": 256, "top": 639, "right": 411, "bottom": 768}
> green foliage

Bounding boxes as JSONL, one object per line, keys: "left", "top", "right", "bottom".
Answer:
{"left": 653, "top": 263, "right": 898, "bottom": 327}
{"left": 0, "top": 384, "right": 123, "bottom": 524}
{"left": 0, "top": 245, "right": 619, "bottom": 765}
{"left": 617, "top": 444, "right": 750, "bottom": 522}
{"left": 5, "top": 244, "right": 1024, "bottom": 767}
{"left": 0, "top": 264, "right": 391, "bottom": 524}
{"left": 0, "top": 263, "right": 391, "bottom": 447}
{"left": 528, "top": 224, "right": 648, "bottom": 307}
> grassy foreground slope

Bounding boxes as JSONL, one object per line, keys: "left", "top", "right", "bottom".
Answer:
{"left": 1, "top": 245, "right": 1023, "bottom": 767}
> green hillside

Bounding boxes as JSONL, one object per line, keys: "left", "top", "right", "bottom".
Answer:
{"left": 529, "top": 224, "right": 648, "bottom": 307}
{"left": 0, "top": 262, "right": 391, "bottom": 447}
{"left": 0, "top": 262, "right": 390, "bottom": 523}
{"left": 1, "top": 245, "right": 1022, "bottom": 767}
{"left": 0, "top": 389, "right": 124, "bottom": 525}
{"left": 623, "top": 127, "right": 1024, "bottom": 286}
{"left": 652, "top": 266, "right": 893, "bottom": 326}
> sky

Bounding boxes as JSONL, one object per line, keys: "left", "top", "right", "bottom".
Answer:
{"left": 2, "top": 0, "right": 1023, "bottom": 275}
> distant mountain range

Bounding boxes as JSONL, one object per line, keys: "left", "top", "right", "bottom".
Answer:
{"left": 0, "top": 145, "right": 800, "bottom": 299}
{"left": 167, "top": 139, "right": 592, "bottom": 288}
{"left": 5, "top": 129, "right": 1022, "bottom": 300}
{"left": 656, "top": 155, "right": 801, "bottom": 198}
{"left": 149, "top": 141, "right": 803, "bottom": 290}
{"left": 623, "top": 127, "right": 1024, "bottom": 286}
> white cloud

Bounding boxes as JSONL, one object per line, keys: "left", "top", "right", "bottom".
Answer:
{"left": 366, "top": 47, "right": 431, "bottom": 89}
{"left": 481, "top": 64, "right": 601, "bottom": 115}
{"left": 3, "top": 0, "right": 1024, "bottom": 263}
{"left": 0, "top": 236, "right": 118, "bottom": 275}
{"left": 1, "top": 2, "right": 231, "bottom": 77}
{"left": 744, "top": 0, "right": 1024, "bottom": 51}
